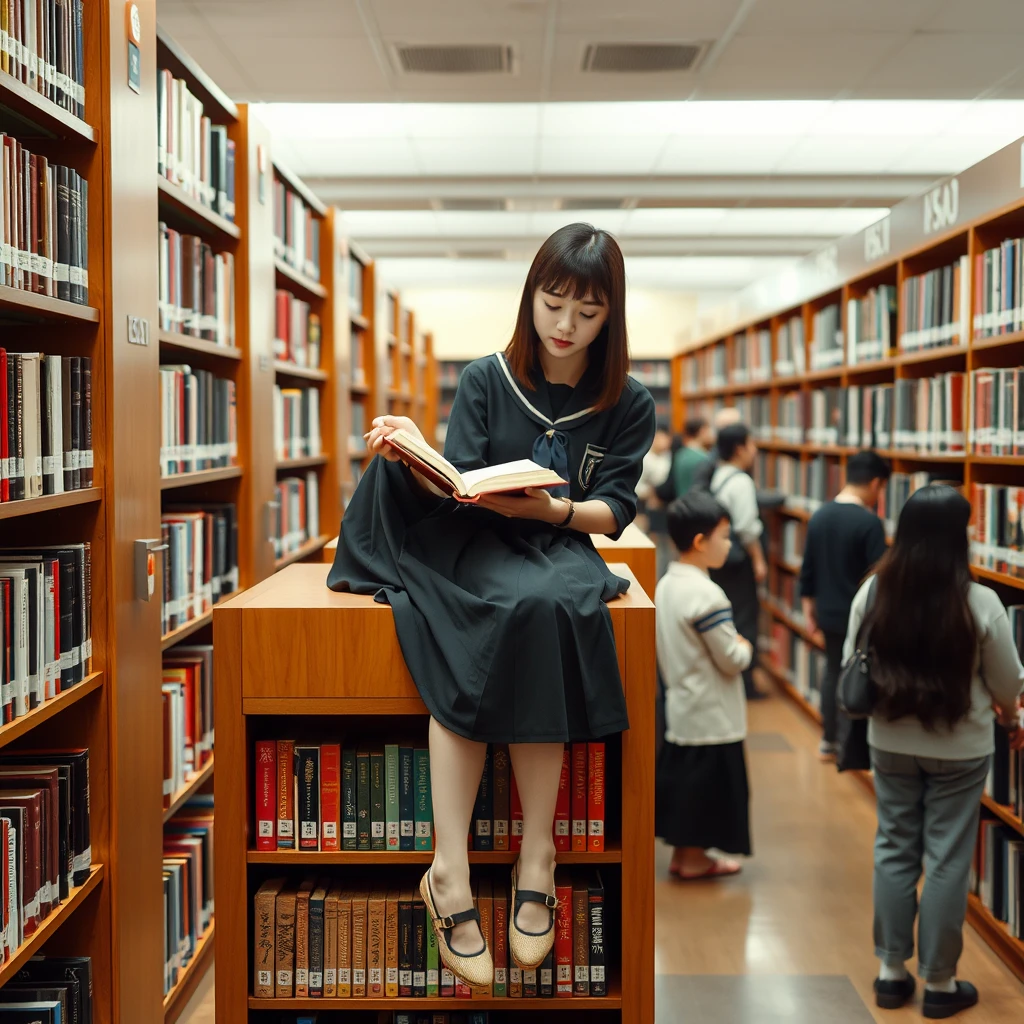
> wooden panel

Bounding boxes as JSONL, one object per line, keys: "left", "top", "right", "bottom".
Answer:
{"left": 322, "top": 209, "right": 351, "bottom": 538}
{"left": 163, "top": 922, "right": 216, "bottom": 1024}
{"left": 592, "top": 523, "right": 657, "bottom": 599}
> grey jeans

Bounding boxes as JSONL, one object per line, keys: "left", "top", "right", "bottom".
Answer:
{"left": 871, "top": 747, "right": 990, "bottom": 982}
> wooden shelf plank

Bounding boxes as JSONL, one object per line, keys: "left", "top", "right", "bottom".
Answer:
{"left": 161, "top": 611, "right": 212, "bottom": 651}
{"left": 971, "top": 329, "right": 1024, "bottom": 353}
{"left": 765, "top": 602, "right": 823, "bottom": 651}
{"left": 351, "top": 311, "right": 370, "bottom": 330}
{"left": 897, "top": 343, "right": 967, "bottom": 365}
{"left": 158, "top": 331, "right": 242, "bottom": 362}
{"left": 244, "top": 696, "right": 429, "bottom": 717}
{"left": 274, "top": 534, "right": 331, "bottom": 571}
{"left": 164, "top": 757, "right": 215, "bottom": 824}
{"left": 163, "top": 921, "right": 216, "bottom": 1024}
{"left": 844, "top": 357, "right": 898, "bottom": 376}
{"left": 970, "top": 565, "right": 1024, "bottom": 591}
{"left": 0, "top": 284, "right": 99, "bottom": 323}
{"left": 161, "top": 466, "right": 243, "bottom": 490}
{"left": 157, "top": 176, "right": 241, "bottom": 242}
{"left": 0, "top": 671, "right": 103, "bottom": 753}
{"left": 981, "top": 794, "right": 1024, "bottom": 838}
{"left": 966, "top": 894, "right": 1024, "bottom": 984}
{"left": 970, "top": 454, "right": 1024, "bottom": 466}
{"left": 275, "top": 455, "right": 329, "bottom": 471}
{"left": 273, "top": 360, "right": 328, "bottom": 382}
{"left": 247, "top": 845, "right": 622, "bottom": 865}
{"left": 350, "top": 382, "right": 371, "bottom": 396}
{"left": 0, "top": 487, "right": 102, "bottom": 521}
{"left": 0, "top": 866, "right": 104, "bottom": 989}
{"left": 0, "top": 69, "right": 96, "bottom": 142}
{"left": 274, "top": 258, "right": 327, "bottom": 300}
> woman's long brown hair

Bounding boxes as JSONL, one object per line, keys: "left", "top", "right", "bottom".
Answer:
{"left": 505, "top": 223, "right": 629, "bottom": 411}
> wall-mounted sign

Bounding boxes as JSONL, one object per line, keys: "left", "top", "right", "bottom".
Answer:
{"left": 864, "top": 217, "right": 891, "bottom": 263}
{"left": 127, "top": 315, "right": 150, "bottom": 346}
{"left": 923, "top": 178, "right": 959, "bottom": 235}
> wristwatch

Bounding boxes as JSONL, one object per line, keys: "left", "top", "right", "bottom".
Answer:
{"left": 555, "top": 497, "right": 576, "bottom": 529}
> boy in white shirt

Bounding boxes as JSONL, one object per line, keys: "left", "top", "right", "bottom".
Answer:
{"left": 655, "top": 490, "right": 754, "bottom": 879}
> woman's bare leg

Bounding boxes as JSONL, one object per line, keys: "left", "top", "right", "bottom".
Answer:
{"left": 428, "top": 716, "right": 488, "bottom": 953}
{"left": 508, "top": 741, "right": 563, "bottom": 932}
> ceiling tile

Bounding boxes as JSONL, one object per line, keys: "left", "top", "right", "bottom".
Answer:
{"left": 255, "top": 103, "right": 410, "bottom": 140}
{"left": 740, "top": 0, "right": 943, "bottom": 34}
{"left": 343, "top": 210, "right": 439, "bottom": 237}
{"left": 537, "top": 135, "right": 665, "bottom": 174}
{"left": 924, "top": 0, "right": 1024, "bottom": 33}
{"left": 286, "top": 137, "right": 420, "bottom": 177}
{"left": 772, "top": 135, "right": 918, "bottom": 174}
{"left": 866, "top": 34, "right": 1024, "bottom": 94}
{"left": 529, "top": 210, "right": 630, "bottom": 236}
{"left": 370, "top": 0, "right": 548, "bottom": 36}
{"left": 411, "top": 137, "right": 537, "bottom": 175}
{"left": 403, "top": 104, "right": 540, "bottom": 138}
{"left": 624, "top": 208, "right": 730, "bottom": 236}
{"left": 556, "top": 0, "right": 741, "bottom": 37}
{"left": 653, "top": 134, "right": 799, "bottom": 174}
{"left": 202, "top": 4, "right": 368, "bottom": 39}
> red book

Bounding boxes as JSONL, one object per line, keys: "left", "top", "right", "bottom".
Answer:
{"left": 554, "top": 872, "right": 573, "bottom": 997}
{"left": 571, "top": 743, "right": 587, "bottom": 851}
{"left": 587, "top": 742, "right": 605, "bottom": 852}
{"left": 552, "top": 746, "right": 570, "bottom": 851}
{"left": 320, "top": 742, "right": 341, "bottom": 851}
{"left": 456, "top": 975, "right": 471, "bottom": 998}
{"left": 276, "top": 739, "right": 295, "bottom": 849}
{"left": 510, "top": 768, "right": 523, "bottom": 853}
{"left": 254, "top": 740, "right": 276, "bottom": 851}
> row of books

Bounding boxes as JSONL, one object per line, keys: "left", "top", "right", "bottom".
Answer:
{"left": 253, "top": 870, "right": 607, "bottom": 1000}
{"left": 0, "top": 543, "right": 92, "bottom": 721}
{"left": 157, "top": 225, "right": 236, "bottom": 347}
{"left": 0, "top": 137, "right": 89, "bottom": 303}
{"left": 769, "top": 627, "right": 826, "bottom": 710}
{"left": 847, "top": 285, "right": 898, "bottom": 364}
{"left": 349, "top": 403, "right": 366, "bottom": 451}
{"left": 162, "top": 646, "right": 214, "bottom": 804}
{"left": 255, "top": 741, "right": 607, "bottom": 854}
{"left": 775, "top": 454, "right": 840, "bottom": 512}
{"left": 845, "top": 376, "right": 965, "bottom": 454}
{"left": 274, "top": 178, "right": 321, "bottom": 281}
{"left": 970, "top": 367, "right": 1024, "bottom": 456}
{"left": 0, "top": 957, "right": 93, "bottom": 1024}
{"left": 163, "top": 796, "right": 214, "bottom": 997}
{"left": 775, "top": 314, "right": 806, "bottom": 378}
{"left": 274, "top": 290, "right": 322, "bottom": 369}
{"left": 1, "top": 0, "right": 86, "bottom": 118}
{"left": 157, "top": 69, "right": 236, "bottom": 221}
{"left": 779, "top": 519, "right": 803, "bottom": 567}
{"left": 681, "top": 342, "right": 728, "bottom": 393}
{"left": 730, "top": 329, "right": 771, "bottom": 384}
{"left": 974, "top": 238, "right": 1024, "bottom": 339}
{"left": 159, "top": 365, "right": 239, "bottom": 477}
{"left": 349, "top": 255, "right": 365, "bottom": 316}
{"left": 973, "top": 819, "right": 1023, "bottom": 940}
{"left": 732, "top": 393, "right": 771, "bottom": 443}
{"left": 990, "top": 706, "right": 1024, "bottom": 821}
{"left": 1, "top": 351, "right": 93, "bottom": 503}
{"left": 274, "top": 385, "right": 322, "bottom": 462}
{"left": 970, "top": 483, "right": 1024, "bottom": 577}
{"left": 628, "top": 361, "right": 671, "bottom": 388}
{"left": 0, "top": 749, "right": 91, "bottom": 957}
{"left": 809, "top": 304, "right": 843, "bottom": 370}
{"left": 899, "top": 256, "right": 969, "bottom": 352}
{"left": 160, "top": 503, "right": 239, "bottom": 635}
{"left": 273, "top": 474, "right": 321, "bottom": 560}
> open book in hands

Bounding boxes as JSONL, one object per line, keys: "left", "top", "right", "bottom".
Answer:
{"left": 383, "top": 428, "right": 567, "bottom": 502}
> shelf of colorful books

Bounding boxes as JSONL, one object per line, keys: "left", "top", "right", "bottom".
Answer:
{"left": 275, "top": 455, "right": 330, "bottom": 471}
{"left": 981, "top": 795, "right": 1024, "bottom": 839}
{"left": 897, "top": 343, "right": 966, "bottom": 366}
{"left": 0, "top": 864, "right": 105, "bottom": 989}
{"left": 247, "top": 845, "right": 623, "bottom": 866}
{"left": 274, "top": 534, "right": 332, "bottom": 572}
{"left": 0, "top": 486, "right": 103, "bottom": 521}
{"left": 273, "top": 360, "right": 328, "bottom": 382}
{"left": 0, "top": 68, "right": 97, "bottom": 142}
{"left": 157, "top": 175, "right": 241, "bottom": 242}
{"left": 274, "top": 257, "right": 328, "bottom": 301}
{"left": 158, "top": 330, "right": 242, "bottom": 363}
{"left": 163, "top": 920, "right": 216, "bottom": 1024}
{"left": 765, "top": 603, "right": 822, "bottom": 652}
{"left": 0, "top": 284, "right": 101, "bottom": 323}
{"left": 0, "top": 670, "right": 103, "bottom": 753}
{"left": 160, "top": 466, "right": 244, "bottom": 490}
{"left": 970, "top": 565, "right": 1024, "bottom": 591}
{"left": 163, "top": 756, "right": 216, "bottom": 825}
{"left": 966, "top": 894, "right": 1024, "bottom": 983}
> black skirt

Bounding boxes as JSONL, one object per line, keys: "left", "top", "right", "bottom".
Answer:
{"left": 327, "top": 457, "right": 631, "bottom": 744}
{"left": 655, "top": 739, "right": 751, "bottom": 855}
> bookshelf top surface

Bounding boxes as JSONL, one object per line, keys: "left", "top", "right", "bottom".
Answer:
{"left": 592, "top": 522, "right": 655, "bottom": 552}
{"left": 156, "top": 26, "right": 239, "bottom": 123}
{"left": 272, "top": 160, "right": 328, "bottom": 218}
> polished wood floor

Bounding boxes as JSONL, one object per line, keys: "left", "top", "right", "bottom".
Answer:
{"left": 178, "top": 685, "right": 1024, "bottom": 1023}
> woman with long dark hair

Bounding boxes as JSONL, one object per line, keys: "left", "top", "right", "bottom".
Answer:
{"left": 329, "top": 224, "right": 655, "bottom": 987}
{"left": 845, "top": 484, "right": 1024, "bottom": 1018}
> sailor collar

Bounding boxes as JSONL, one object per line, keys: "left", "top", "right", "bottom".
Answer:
{"left": 494, "top": 352, "right": 601, "bottom": 434}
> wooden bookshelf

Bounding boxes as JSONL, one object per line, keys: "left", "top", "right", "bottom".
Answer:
{"left": 160, "top": 466, "right": 244, "bottom": 489}
{"left": 163, "top": 756, "right": 216, "bottom": 824}
{"left": 346, "top": 242, "right": 378, "bottom": 507}
{"left": 163, "top": 920, "right": 216, "bottom": 1024}
{"left": 158, "top": 331, "right": 243, "bottom": 363}
{"left": 274, "top": 533, "right": 332, "bottom": 571}
{"left": 247, "top": 845, "right": 624, "bottom": 866}
{"left": 675, "top": 133, "right": 1024, "bottom": 978}
{"left": 0, "top": 284, "right": 101, "bottom": 322}
{"left": 214, "top": 562, "right": 655, "bottom": 1022}
{"left": 272, "top": 360, "right": 329, "bottom": 382}
{"left": 0, "top": 487, "right": 103, "bottom": 521}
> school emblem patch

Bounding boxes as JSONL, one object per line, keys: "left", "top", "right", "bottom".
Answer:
{"left": 579, "top": 443, "right": 607, "bottom": 490}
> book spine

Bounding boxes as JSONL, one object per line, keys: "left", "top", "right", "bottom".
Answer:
{"left": 412, "top": 894, "right": 426, "bottom": 997}
{"left": 294, "top": 887, "right": 309, "bottom": 997}
{"left": 252, "top": 883, "right": 279, "bottom": 998}
{"left": 473, "top": 745, "right": 493, "bottom": 851}
{"left": 324, "top": 891, "right": 338, "bottom": 997}
{"left": 385, "top": 743, "right": 400, "bottom": 851}
{"left": 367, "top": 894, "right": 385, "bottom": 997}
{"left": 309, "top": 894, "right": 324, "bottom": 997}
{"left": 555, "top": 878, "right": 573, "bottom": 996}
{"left": 571, "top": 742, "right": 588, "bottom": 851}
{"left": 275, "top": 739, "right": 294, "bottom": 849}
{"left": 351, "top": 895, "right": 366, "bottom": 997}
{"left": 540, "top": 947, "right": 554, "bottom": 997}
{"left": 523, "top": 965, "right": 538, "bottom": 999}
{"left": 337, "top": 896, "right": 351, "bottom": 997}
{"left": 414, "top": 747, "right": 432, "bottom": 851}
{"left": 492, "top": 743, "right": 510, "bottom": 851}
{"left": 399, "top": 745, "right": 415, "bottom": 851}
{"left": 588, "top": 742, "right": 605, "bottom": 852}
{"left": 493, "top": 886, "right": 508, "bottom": 997}
{"left": 553, "top": 745, "right": 570, "bottom": 851}
{"left": 510, "top": 768, "right": 523, "bottom": 852}
{"left": 296, "top": 745, "right": 320, "bottom": 851}
{"left": 341, "top": 746, "right": 357, "bottom": 850}
{"left": 320, "top": 742, "right": 340, "bottom": 851}
{"left": 426, "top": 911, "right": 439, "bottom": 997}
{"left": 275, "top": 889, "right": 296, "bottom": 997}
{"left": 385, "top": 892, "right": 399, "bottom": 998}
{"left": 589, "top": 872, "right": 606, "bottom": 997}
{"left": 573, "top": 882, "right": 589, "bottom": 996}
{"left": 440, "top": 963, "right": 456, "bottom": 998}
{"left": 398, "top": 895, "right": 412, "bottom": 997}
{"left": 370, "top": 747, "right": 385, "bottom": 850}
{"left": 254, "top": 740, "right": 276, "bottom": 851}
{"left": 356, "top": 747, "right": 370, "bottom": 850}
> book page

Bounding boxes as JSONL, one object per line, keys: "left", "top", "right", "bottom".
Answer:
{"left": 460, "top": 461, "right": 548, "bottom": 490}
{"left": 386, "top": 430, "right": 464, "bottom": 494}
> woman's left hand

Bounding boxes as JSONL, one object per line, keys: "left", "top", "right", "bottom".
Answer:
{"left": 475, "top": 487, "right": 563, "bottom": 524}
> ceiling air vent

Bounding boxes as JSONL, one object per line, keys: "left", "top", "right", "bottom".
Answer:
{"left": 581, "top": 42, "right": 706, "bottom": 74}
{"left": 396, "top": 44, "right": 515, "bottom": 75}
{"left": 438, "top": 198, "right": 507, "bottom": 212}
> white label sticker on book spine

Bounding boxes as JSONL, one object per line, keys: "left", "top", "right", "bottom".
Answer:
{"left": 343, "top": 822, "right": 356, "bottom": 838}
{"left": 258, "top": 821, "right": 273, "bottom": 837}
{"left": 278, "top": 819, "right": 294, "bottom": 837}
{"left": 300, "top": 821, "right": 317, "bottom": 840}
{"left": 258, "top": 971, "right": 271, "bottom": 987}
{"left": 324, "top": 969, "right": 336, "bottom": 986}
{"left": 322, "top": 822, "right": 337, "bottom": 839}
{"left": 338, "top": 969, "right": 351, "bottom": 984}
{"left": 54, "top": 263, "right": 69, "bottom": 283}
{"left": 277, "top": 971, "right": 292, "bottom": 987}
{"left": 371, "top": 822, "right": 384, "bottom": 838}
{"left": 296, "top": 969, "right": 307, "bottom": 986}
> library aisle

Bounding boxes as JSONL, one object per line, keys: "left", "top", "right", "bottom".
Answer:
{"left": 653, "top": 686, "right": 1024, "bottom": 1024}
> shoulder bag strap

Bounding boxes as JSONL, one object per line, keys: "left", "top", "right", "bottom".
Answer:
{"left": 855, "top": 576, "right": 879, "bottom": 650}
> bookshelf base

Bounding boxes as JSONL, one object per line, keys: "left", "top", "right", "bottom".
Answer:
{"left": 966, "top": 895, "right": 1024, "bottom": 984}
{"left": 249, "top": 986, "right": 622, "bottom": 1011}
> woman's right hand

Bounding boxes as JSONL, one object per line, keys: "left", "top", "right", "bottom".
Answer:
{"left": 365, "top": 415, "right": 424, "bottom": 463}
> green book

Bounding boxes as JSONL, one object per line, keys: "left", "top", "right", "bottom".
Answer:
{"left": 341, "top": 746, "right": 357, "bottom": 850}
{"left": 356, "top": 746, "right": 371, "bottom": 851}
{"left": 414, "top": 748, "right": 432, "bottom": 851}
{"left": 385, "top": 744, "right": 400, "bottom": 852}
{"left": 370, "top": 747, "right": 386, "bottom": 851}
{"left": 426, "top": 914, "right": 439, "bottom": 997}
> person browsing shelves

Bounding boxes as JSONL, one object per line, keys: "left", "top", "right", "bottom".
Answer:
{"left": 671, "top": 416, "right": 714, "bottom": 499}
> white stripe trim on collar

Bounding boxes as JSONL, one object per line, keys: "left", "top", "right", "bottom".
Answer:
{"left": 495, "top": 353, "right": 598, "bottom": 427}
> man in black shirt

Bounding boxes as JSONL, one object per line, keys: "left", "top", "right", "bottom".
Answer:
{"left": 799, "top": 451, "right": 890, "bottom": 761}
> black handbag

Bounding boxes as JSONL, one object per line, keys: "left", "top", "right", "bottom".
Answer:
{"left": 837, "top": 578, "right": 878, "bottom": 720}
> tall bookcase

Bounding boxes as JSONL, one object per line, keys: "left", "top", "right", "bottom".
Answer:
{"left": 673, "top": 135, "right": 1024, "bottom": 984}
{"left": 345, "top": 240, "right": 376, "bottom": 507}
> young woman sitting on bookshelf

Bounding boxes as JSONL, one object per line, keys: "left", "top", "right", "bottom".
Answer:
{"left": 328, "top": 223, "right": 655, "bottom": 985}
{"left": 845, "top": 485, "right": 1024, "bottom": 1019}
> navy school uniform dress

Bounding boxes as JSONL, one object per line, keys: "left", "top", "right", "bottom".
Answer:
{"left": 327, "top": 352, "right": 657, "bottom": 744}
